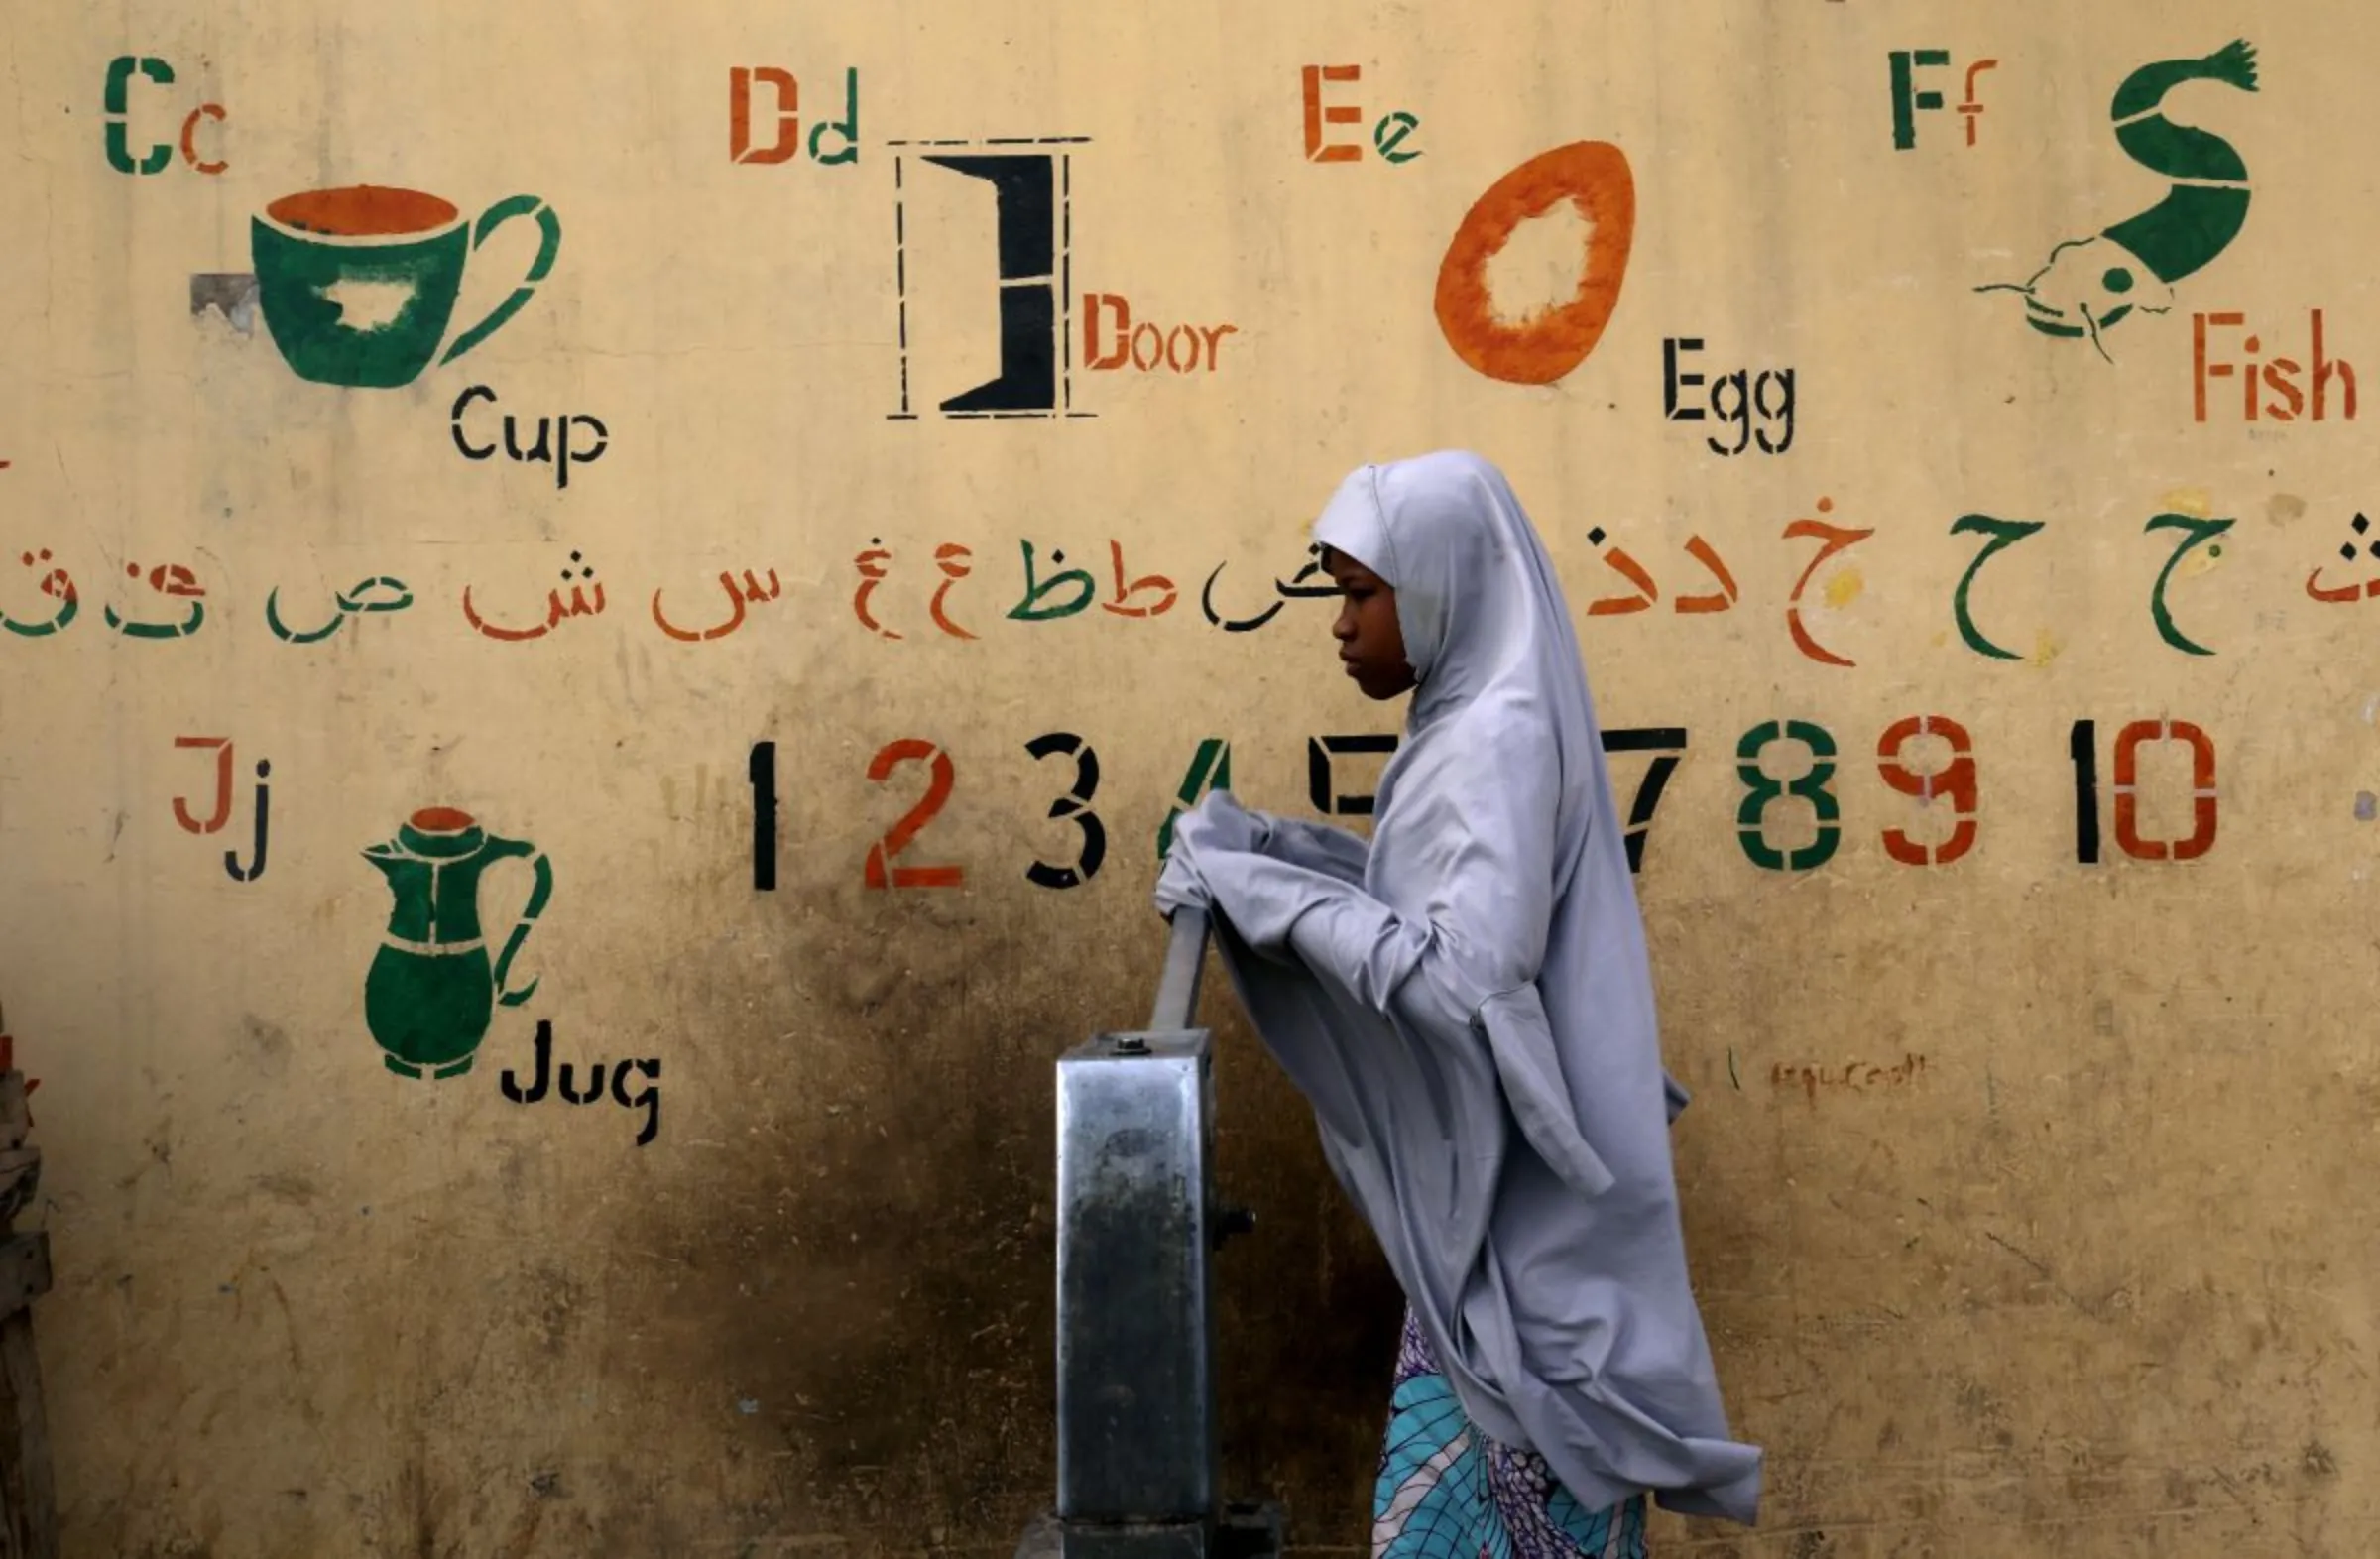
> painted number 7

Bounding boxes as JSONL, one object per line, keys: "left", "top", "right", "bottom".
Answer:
{"left": 1599, "top": 727, "right": 1688, "bottom": 873}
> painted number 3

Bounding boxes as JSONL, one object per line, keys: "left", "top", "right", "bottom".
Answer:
{"left": 1025, "top": 732, "right": 1107, "bottom": 890}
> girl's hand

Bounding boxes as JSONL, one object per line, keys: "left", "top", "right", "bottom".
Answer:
{"left": 1153, "top": 838, "right": 1210, "bottom": 917}
{"left": 1180, "top": 789, "right": 1269, "bottom": 855}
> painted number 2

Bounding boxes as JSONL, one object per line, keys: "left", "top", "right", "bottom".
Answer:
{"left": 866, "top": 739, "right": 964, "bottom": 889}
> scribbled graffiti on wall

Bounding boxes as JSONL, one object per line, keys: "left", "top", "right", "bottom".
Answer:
{"left": 1774, "top": 1054, "right": 1929, "bottom": 1102}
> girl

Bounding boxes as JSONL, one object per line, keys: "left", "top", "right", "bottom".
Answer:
{"left": 1155, "top": 452, "right": 1760, "bottom": 1557}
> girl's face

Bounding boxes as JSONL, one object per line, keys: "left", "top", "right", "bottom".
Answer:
{"left": 1325, "top": 546, "right": 1417, "bottom": 700}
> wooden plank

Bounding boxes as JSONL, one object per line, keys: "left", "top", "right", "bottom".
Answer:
{"left": 0, "top": 1313, "right": 55, "bottom": 1559}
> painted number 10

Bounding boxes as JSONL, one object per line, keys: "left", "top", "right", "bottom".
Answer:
{"left": 2069, "top": 719, "right": 2218, "bottom": 863}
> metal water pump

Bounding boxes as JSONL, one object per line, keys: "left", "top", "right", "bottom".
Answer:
{"left": 1014, "top": 909, "right": 1280, "bottom": 1559}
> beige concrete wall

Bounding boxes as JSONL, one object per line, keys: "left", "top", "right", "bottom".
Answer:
{"left": 0, "top": 2, "right": 2373, "bottom": 1553}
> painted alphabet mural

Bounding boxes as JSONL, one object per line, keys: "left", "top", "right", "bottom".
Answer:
{"left": 3, "top": 6, "right": 2374, "bottom": 1554}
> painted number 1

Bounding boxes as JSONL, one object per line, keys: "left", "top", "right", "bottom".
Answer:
{"left": 749, "top": 740, "right": 778, "bottom": 891}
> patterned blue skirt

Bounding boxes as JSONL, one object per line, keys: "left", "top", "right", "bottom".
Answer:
{"left": 1372, "top": 1308, "right": 1648, "bottom": 1559}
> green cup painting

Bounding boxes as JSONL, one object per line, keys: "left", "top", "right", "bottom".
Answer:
{"left": 251, "top": 184, "right": 563, "bottom": 389}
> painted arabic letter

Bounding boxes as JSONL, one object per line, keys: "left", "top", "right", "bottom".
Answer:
{"left": 1672, "top": 534, "right": 1740, "bottom": 614}
{"left": 2, "top": 550, "right": 79, "bottom": 638}
{"left": 1783, "top": 508, "right": 1875, "bottom": 667}
{"left": 853, "top": 540, "right": 902, "bottom": 639}
{"left": 1100, "top": 540, "right": 1178, "bottom": 618}
{"left": 930, "top": 543, "right": 978, "bottom": 640}
{"left": 1949, "top": 514, "right": 2048, "bottom": 660}
{"left": 1199, "top": 561, "right": 1284, "bottom": 633}
{"left": 1585, "top": 535, "right": 1659, "bottom": 616}
{"left": 1007, "top": 541, "right": 1095, "bottom": 622}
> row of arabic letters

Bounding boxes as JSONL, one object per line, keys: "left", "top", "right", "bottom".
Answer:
{"left": 856, "top": 538, "right": 1334, "bottom": 638}
{"left": 0, "top": 552, "right": 204, "bottom": 640}
{"left": 5, "top": 503, "right": 2367, "bottom": 656}
{"left": 0, "top": 548, "right": 781, "bottom": 647}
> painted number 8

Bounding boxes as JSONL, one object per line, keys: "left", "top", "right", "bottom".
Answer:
{"left": 1735, "top": 720, "right": 1840, "bottom": 871}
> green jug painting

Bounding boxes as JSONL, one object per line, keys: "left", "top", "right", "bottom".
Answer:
{"left": 363, "top": 807, "right": 552, "bottom": 1079}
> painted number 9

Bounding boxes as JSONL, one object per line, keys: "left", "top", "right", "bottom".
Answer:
{"left": 1876, "top": 714, "right": 1978, "bottom": 866}
{"left": 1735, "top": 719, "right": 1840, "bottom": 871}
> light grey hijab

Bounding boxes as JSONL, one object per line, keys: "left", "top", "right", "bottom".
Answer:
{"left": 1155, "top": 450, "right": 1760, "bottom": 1524}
